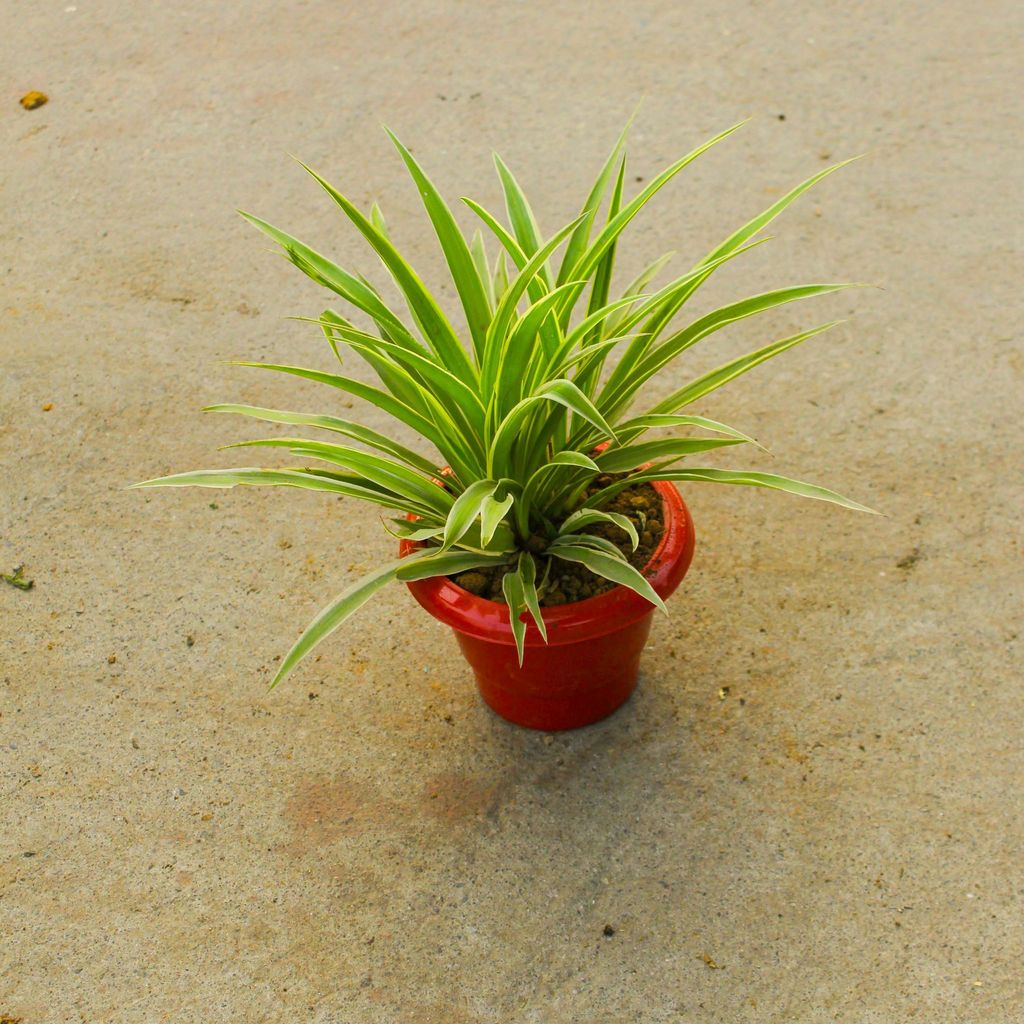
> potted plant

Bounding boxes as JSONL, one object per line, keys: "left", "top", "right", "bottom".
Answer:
{"left": 135, "top": 119, "right": 877, "bottom": 730}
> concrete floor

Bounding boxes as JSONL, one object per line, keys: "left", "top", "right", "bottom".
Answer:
{"left": 2, "top": 1, "right": 1022, "bottom": 1021}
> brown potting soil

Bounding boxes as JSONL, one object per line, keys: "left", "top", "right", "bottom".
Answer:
{"left": 449, "top": 480, "right": 664, "bottom": 606}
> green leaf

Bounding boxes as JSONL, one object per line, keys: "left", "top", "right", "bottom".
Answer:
{"left": 557, "top": 292, "right": 649, "bottom": 355}
{"left": 493, "top": 153, "right": 552, "bottom": 288}
{"left": 492, "top": 248, "right": 509, "bottom": 300}
{"left": 221, "top": 438, "right": 452, "bottom": 514}
{"left": 470, "top": 230, "right": 495, "bottom": 309}
{"left": 595, "top": 436, "right": 747, "bottom": 473}
{"left": 585, "top": 240, "right": 769, "bottom": 415}
{"left": 499, "top": 552, "right": 547, "bottom": 664}
{"left": 487, "top": 281, "right": 578, "bottom": 407}
{"left": 369, "top": 202, "right": 388, "bottom": 236}
{"left": 557, "top": 119, "right": 632, "bottom": 286}
{"left": 649, "top": 321, "right": 844, "bottom": 415}
{"left": 299, "top": 162, "right": 478, "bottom": 384}
{"left": 313, "top": 309, "right": 432, "bottom": 412}
{"left": 238, "top": 212, "right": 421, "bottom": 352}
{"left": 583, "top": 154, "right": 626, "bottom": 327}
{"left": 516, "top": 450, "right": 601, "bottom": 536}
{"left": 614, "top": 413, "right": 763, "bottom": 450}
{"left": 501, "top": 567, "right": 528, "bottom": 665}
{"left": 563, "top": 121, "right": 747, "bottom": 295}
{"left": 383, "top": 519, "right": 445, "bottom": 542}
{"left": 225, "top": 360, "right": 483, "bottom": 482}
{"left": 395, "top": 548, "right": 510, "bottom": 581}
{"left": 203, "top": 404, "right": 440, "bottom": 476}
{"left": 462, "top": 197, "right": 560, "bottom": 349}
{"left": 593, "top": 467, "right": 880, "bottom": 515}
{"left": 545, "top": 450, "right": 600, "bottom": 471}
{"left": 552, "top": 336, "right": 621, "bottom": 381}
{"left": 488, "top": 379, "right": 615, "bottom": 477}
{"left": 550, "top": 533, "right": 628, "bottom": 559}
{"left": 604, "top": 252, "right": 675, "bottom": 336}
{"left": 538, "top": 292, "right": 650, "bottom": 399}
{"left": 558, "top": 508, "right": 639, "bottom": 550}
{"left": 131, "top": 467, "right": 427, "bottom": 513}
{"left": 310, "top": 317, "right": 488, "bottom": 438}
{"left": 480, "top": 487, "right": 516, "bottom": 547}
{"left": 701, "top": 156, "right": 862, "bottom": 267}
{"left": 442, "top": 479, "right": 501, "bottom": 550}
{"left": 482, "top": 215, "right": 586, "bottom": 391}
{"left": 226, "top": 361, "right": 439, "bottom": 446}
{"left": 386, "top": 129, "right": 493, "bottom": 361}
{"left": 462, "top": 198, "right": 529, "bottom": 273}
{"left": 271, "top": 552, "right": 433, "bottom": 688}
{"left": 601, "top": 284, "right": 856, "bottom": 418}
{"left": 547, "top": 542, "right": 667, "bottom": 613}
{"left": 518, "top": 552, "right": 547, "bottom": 642}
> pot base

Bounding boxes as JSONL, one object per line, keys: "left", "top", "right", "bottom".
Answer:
{"left": 454, "top": 614, "right": 654, "bottom": 731}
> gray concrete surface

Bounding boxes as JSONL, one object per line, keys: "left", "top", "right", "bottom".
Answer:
{"left": 2, "top": 1, "right": 1022, "bottom": 1021}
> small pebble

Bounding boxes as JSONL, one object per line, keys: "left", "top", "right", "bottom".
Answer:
{"left": 20, "top": 90, "right": 48, "bottom": 110}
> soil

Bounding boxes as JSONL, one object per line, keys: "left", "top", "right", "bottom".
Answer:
{"left": 450, "top": 480, "right": 664, "bottom": 606}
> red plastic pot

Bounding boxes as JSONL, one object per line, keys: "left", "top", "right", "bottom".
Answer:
{"left": 399, "top": 480, "right": 696, "bottom": 731}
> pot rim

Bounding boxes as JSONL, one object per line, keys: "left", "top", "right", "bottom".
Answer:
{"left": 399, "top": 480, "right": 695, "bottom": 647}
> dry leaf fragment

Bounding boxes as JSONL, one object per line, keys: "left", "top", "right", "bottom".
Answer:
{"left": 2, "top": 565, "right": 33, "bottom": 591}
{"left": 20, "top": 91, "right": 48, "bottom": 110}
{"left": 699, "top": 952, "right": 723, "bottom": 969}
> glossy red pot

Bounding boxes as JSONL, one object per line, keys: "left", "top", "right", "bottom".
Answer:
{"left": 399, "top": 481, "right": 695, "bottom": 731}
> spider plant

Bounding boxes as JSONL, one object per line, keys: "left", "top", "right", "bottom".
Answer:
{"left": 135, "top": 119, "right": 876, "bottom": 679}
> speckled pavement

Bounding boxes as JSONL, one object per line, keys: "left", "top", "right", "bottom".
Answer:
{"left": 2, "top": 2, "right": 1022, "bottom": 1021}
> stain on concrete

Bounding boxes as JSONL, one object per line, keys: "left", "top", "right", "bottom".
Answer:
{"left": 421, "top": 772, "right": 504, "bottom": 823}
{"left": 281, "top": 775, "right": 386, "bottom": 851}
